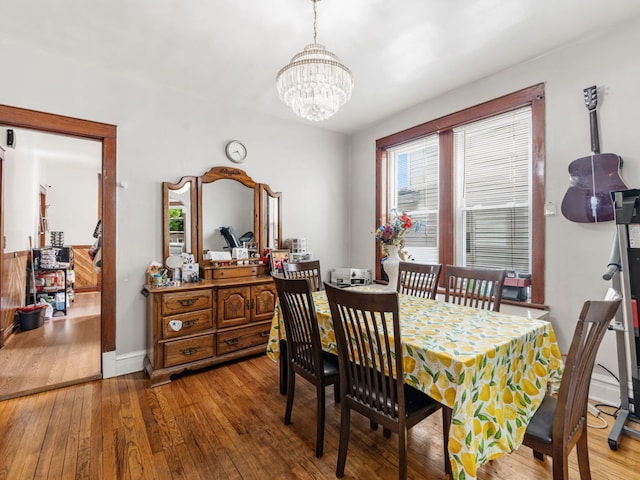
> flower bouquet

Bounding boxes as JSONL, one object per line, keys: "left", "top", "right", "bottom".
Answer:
{"left": 375, "top": 210, "right": 415, "bottom": 260}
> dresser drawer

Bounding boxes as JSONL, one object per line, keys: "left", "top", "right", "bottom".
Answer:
{"left": 161, "top": 289, "right": 213, "bottom": 316}
{"left": 211, "top": 265, "right": 262, "bottom": 279}
{"left": 217, "top": 322, "right": 272, "bottom": 355}
{"left": 164, "top": 334, "right": 215, "bottom": 367}
{"left": 162, "top": 310, "right": 213, "bottom": 339}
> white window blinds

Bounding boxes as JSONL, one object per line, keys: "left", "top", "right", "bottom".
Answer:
{"left": 388, "top": 135, "right": 439, "bottom": 263}
{"left": 453, "top": 106, "right": 532, "bottom": 272}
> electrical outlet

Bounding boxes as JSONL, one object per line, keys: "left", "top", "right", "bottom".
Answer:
{"left": 587, "top": 403, "right": 600, "bottom": 417}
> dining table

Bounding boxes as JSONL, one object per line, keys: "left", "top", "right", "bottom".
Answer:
{"left": 266, "top": 287, "right": 563, "bottom": 480}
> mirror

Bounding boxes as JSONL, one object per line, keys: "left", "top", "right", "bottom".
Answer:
{"left": 161, "top": 167, "right": 280, "bottom": 269}
{"left": 261, "top": 184, "right": 281, "bottom": 251}
{"left": 162, "top": 176, "right": 197, "bottom": 262}
{"left": 201, "top": 179, "right": 255, "bottom": 252}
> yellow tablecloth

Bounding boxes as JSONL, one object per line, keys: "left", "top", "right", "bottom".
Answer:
{"left": 266, "top": 291, "right": 563, "bottom": 480}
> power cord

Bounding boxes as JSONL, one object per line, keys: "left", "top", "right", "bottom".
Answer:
{"left": 587, "top": 403, "right": 609, "bottom": 429}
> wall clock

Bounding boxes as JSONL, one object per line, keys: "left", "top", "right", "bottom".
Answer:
{"left": 225, "top": 140, "right": 247, "bottom": 163}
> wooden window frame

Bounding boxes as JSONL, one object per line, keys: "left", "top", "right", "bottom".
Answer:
{"left": 376, "top": 84, "right": 545, "bottom": 305}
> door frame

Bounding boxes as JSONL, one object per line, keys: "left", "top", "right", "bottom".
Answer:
{"left": 0, "top": 104, "right": 117, "bottom": 353}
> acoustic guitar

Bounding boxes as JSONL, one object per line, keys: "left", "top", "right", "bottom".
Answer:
{"left": 561, "top": 86, "right": 627, "bottom": 223}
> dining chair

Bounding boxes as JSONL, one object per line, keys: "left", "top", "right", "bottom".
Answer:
{"left": 397, "top": 261, "right": 441, "bottom": 299}
{"left": 324, "top": 282, "right": 448, "bottom": 480}
{"left": 521, "top": 298, "right": 621, "bottom": 480}
{"left": 283, "top": 260, "right": 323, "bottom": 291}
{"left": 444, "top": 265, "right": 507, "bottom": 311}
{"left": 273, "top": 275, "right": 340, "bottom": 458}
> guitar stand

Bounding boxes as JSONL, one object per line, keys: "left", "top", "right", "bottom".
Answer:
{"left": 606, "top": 190, "right": 640, "bottom": 450}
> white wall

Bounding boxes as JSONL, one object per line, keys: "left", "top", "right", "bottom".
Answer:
{"left": 0, "top": 34, "right": 349, "bottom": 375}
{"left": 0, "top": 128, "right": 100, "bottom": 251}
{"left": 348, "top": 16, "right": 640, "bottom": 406}
{"left": 1, "top": 129, "right": 40, "bottom": 252}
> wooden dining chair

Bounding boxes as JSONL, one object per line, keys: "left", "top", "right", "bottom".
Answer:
{"left": 273, "top": 275, "right": 340, "bottom": 458}
{"left": 444, "top": 265, "right": 507, "bottom": 311}
{"left": 283, "top": 260, "right": 323, "bottom": 291}
{"left": 324, "top": 282, "right": 448, "bottom": 480}
{"left": 397, "top": 261, "right": 441, "bottom": 299}
{"left": 521, "top": 298, "right": 621, "bottom": 480}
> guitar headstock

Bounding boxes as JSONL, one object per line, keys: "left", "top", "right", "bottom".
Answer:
{"left": 583, "top": 85, "right": 598, "bottom": 111}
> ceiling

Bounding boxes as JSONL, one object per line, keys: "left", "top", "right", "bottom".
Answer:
{"left": 3, "top": 0, "right": 640, "bottom": 134}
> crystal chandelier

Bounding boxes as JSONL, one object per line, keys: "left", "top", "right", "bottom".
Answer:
{"left": 276, "top": 0, "right": 354, "bottom": 121}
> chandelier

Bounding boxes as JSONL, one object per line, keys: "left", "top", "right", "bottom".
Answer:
{"left": 276, "top": 0, "right": 354, "bottom": 121}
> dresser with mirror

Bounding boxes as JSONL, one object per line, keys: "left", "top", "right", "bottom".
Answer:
{"left": 143, "top": 166, "right": 281, "bottom": 386}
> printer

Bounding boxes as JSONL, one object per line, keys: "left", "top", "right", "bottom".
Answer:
{"left": 330, "top": 268, "right": 372, "bottom": 287}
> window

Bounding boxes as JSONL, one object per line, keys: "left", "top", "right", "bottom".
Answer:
{"left": 376, "top": 84, "right": 545, "bottom": 304}
{"left": 386, "top": 136, "right": 439, "bottom": 263}
{"left": 454, "top": 107, "right": 531, "bottom": 271}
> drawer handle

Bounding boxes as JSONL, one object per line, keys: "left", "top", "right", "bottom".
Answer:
{"left": 181, "top": 347, "right": 199, "bottom": 356}
{"left": 259, "top": 330, "right": 270, "bottom": 338}
{"left": 224, "top": 337, "right": 241, "bottom": 346}
{"left": 182, "top": 319, "right": 197, "bottom": 328}
{"left": 178, "top": 298, "right": 198, "bottom": 307}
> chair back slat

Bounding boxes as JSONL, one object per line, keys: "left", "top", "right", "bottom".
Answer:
{"left": 283, "top": 260, "right": 323, "bottom": 291}
{"left": 274, "top": 276, "right": 323, "bottom": 377}
{"left": 555, "top": 299, "right": 621, "bottom": 444}
{"left": 444, "top": 265, "right": 506, "bottom": 311}
{"left": 397, "top": 262, "right": 441, "bottom": 299}
{"left": 325, "top": 283, "right": 404, "bottom": 421}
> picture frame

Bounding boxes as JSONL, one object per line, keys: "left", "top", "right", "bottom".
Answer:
{"left": 269, "top": 249, "right": 290, "bottom": 274}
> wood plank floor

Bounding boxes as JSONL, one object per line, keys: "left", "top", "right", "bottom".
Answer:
{"left": 0, "top": 292, "right": 101, "bottom": 401}
{"left": 1, "top": 354, "right": 639, "bottom": 479}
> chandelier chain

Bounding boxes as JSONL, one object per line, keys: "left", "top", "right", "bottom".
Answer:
{"left": 313, "top": 0, "right": 318, "bottom": 44}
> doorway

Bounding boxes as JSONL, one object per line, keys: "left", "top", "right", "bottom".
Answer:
{"left": 0, "top": 104, "right": 116, "bottom": 397}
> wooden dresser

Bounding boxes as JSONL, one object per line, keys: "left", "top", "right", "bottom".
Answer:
{"left": 142, "top": 273, "right": 276, "bottom": 387}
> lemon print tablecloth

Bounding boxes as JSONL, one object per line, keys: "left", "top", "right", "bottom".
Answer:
{"left": 266, "top": 291, "right": 563, "bottom": 480}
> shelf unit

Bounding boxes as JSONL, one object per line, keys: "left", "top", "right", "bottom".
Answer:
{"left": 27, "top": 246, "right": 75, "bottom": 317}
{"left": 34, "top": 268, "right": 68, "bottom": 315}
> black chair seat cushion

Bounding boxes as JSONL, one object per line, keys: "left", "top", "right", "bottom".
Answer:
{"left": 321, "top": 351, "right": 340, "bottom": 377}
{"left": 292, "top": 348, "right": 339, "bottom": 378}
{"left": 403, "top": 384, "right": 441, "bottom": 416}
{"left": 525, "top": 394, "right": 556, "bottom": 444}
{"left": 350, "top": 370, "right": 439, "bottom": 418}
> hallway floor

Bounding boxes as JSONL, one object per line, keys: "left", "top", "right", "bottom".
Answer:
{"left": 0, "top": 292, "right": 101, "bottom": 401}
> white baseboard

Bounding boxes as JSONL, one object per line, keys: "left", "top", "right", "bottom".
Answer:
{"left": 589, "top": 371, "right": 625, "bottom": 408}
{"left": 101, "top": 350, "right": 146, "bottom": 379}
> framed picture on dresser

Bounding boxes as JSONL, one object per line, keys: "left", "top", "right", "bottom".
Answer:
{"left": 269, "top": 249, "right": 289, "bottom": 274}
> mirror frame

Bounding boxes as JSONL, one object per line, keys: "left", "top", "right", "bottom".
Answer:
{"left": 260, "top": 184, "right": 282, "bottom": 255}
{"left": 162, "top": 176, "right": 198, "bottom": 262}
{"left": 197, "top": 166, "right": 260, "bottom": 264}
{"left": 161, "top": 166, "right": 280, "bottom": 267}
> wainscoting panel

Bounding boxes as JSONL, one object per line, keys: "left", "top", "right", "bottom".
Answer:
{"left": 1, "top": 251, "right": 28, "bottom": 345}
{"left": 73, "top": 245, "right": 101, "bottom": 292}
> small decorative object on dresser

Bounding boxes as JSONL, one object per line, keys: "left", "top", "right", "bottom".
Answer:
{"left": 270, "top": 249, "right": 290, "bottom": 274}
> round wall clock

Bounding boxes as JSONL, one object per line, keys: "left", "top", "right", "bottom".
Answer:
{"left": 225, "top": 140, "right": 247, "bottom": 163}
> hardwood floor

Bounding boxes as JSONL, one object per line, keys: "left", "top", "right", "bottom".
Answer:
{"left": 0, "top": 353, "right": 638, "bottom": 479}
{"left": 0, "top": 292, "right": 101, "bottom": 401}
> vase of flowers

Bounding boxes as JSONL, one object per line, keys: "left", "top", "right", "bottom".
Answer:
{"left": 376, "top": 210, "right": 414, "bottom": 291}
{"left": 383, "top": 244, "right": 401, "bottom": 290}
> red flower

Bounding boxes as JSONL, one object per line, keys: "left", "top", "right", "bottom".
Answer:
{"left": 401, "top": 213, "right": 413, "bottom": 229}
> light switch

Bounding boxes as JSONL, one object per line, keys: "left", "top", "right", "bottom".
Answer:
{"left": 544, "top": 202, "right": 557, "bottom": 216}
